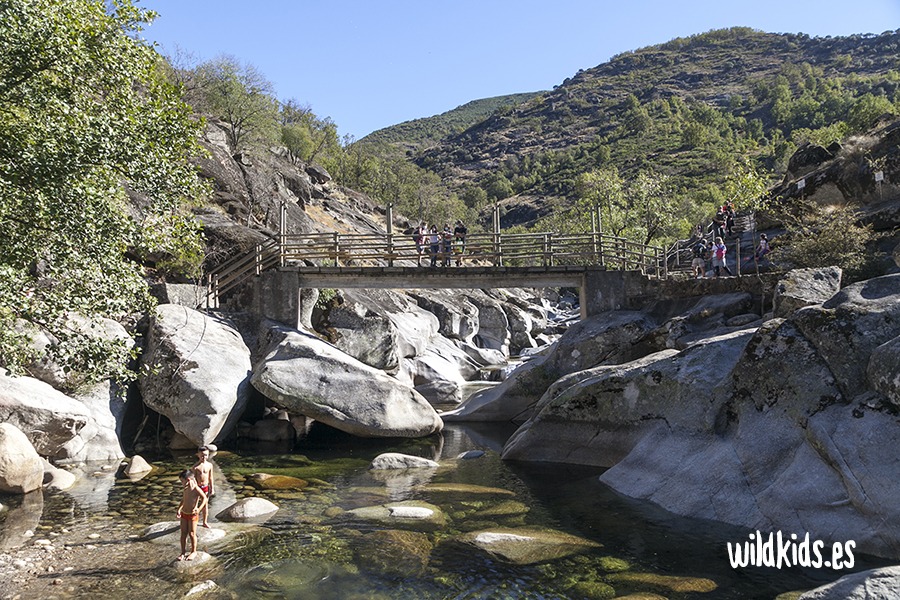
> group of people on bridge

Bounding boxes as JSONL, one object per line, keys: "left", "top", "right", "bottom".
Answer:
{"left": 690, "top": 202, "right": 771, "bottom": 279}
{"left": 414, "top": 220, "right": 468, "bottom": 267}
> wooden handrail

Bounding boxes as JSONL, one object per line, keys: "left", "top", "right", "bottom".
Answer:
{"left": 203, "top": 230, "right": 668, "bottom": 308}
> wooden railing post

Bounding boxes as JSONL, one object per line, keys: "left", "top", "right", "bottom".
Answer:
{"left": 255, "top": 243, "right": 262, "bottom": 275}
{"left": 279, "top": 200, "right": 286, "bottom": 267}
{"left": 493, "top": 202, "right": 501, "bottom": 267}
{"left": 333, "top": 232, "right": 341, "bottom": 266}
{"left": 544, "top": 233, "right": 552, "bottom": 267}
{"left": 386, "top": 203, "right": 394, "bottom": 267}
{"left": 735, "top": 237, "right": 741, "bottom": 277}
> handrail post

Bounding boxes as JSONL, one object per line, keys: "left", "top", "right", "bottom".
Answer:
{"left": 544, "top": 233, "right": 551, "bottom": 267}
{"left": 279, "top": 199, "right": 286, "bottom": 267}
{"left": 333, "top": 232, "right": 340, "bottom": 266}
{"left": 493, "top": 201, "right": 501, "bottom": 267}
{"left": 736, "top": 237, "right": 741, "bottom": 277}
{"left": 386, "top": 203, "right": 394, "bottom": 267}
{"left": 255, "top": 243, "right": 262, "bottom": 275}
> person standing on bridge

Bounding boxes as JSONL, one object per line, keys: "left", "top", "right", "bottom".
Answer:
{"left": 441, "top": 223, "right": 453, "bottom": 267}
{"left": 429, "top": 224, "right": 440, "bottom": 267}
{"left": 414, "top": 221, "right": 427, "bottom": 266}
{"left": 453, "top": 220, "right": 468, "bottom": 266}
{"left": 712, "top": 236, "right": 733, "bottom": 277}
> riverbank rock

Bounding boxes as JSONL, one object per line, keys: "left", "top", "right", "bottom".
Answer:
{"left": 452, "top": 527, "right": 601, "bottom": 565}
{"left": 798, "top": 565, "right": 900, "bottom": 599}
{"left": 503, "top": 329, "right": 754, "bottom": 465}
{"left": 42, "top": 459, "right": 76, "bottom": 491}
{"left": 502, "top": 277, "right": 900, "bottom": 558}
{"left": 370, "top": 453, "right": 439, "bottom": 470}
{"left": 125, "top": 455, "right": 153, "bottom": 477}
{"left": 55, "top": 380, "right": 127, "bottom": 464}
{"left": 216, "top": 497, "right": 279, "bottom": 522}
{"left": 0, "top": 423, "right": 44, "bottom": 494}
{"left": 140, "top": 304, "right": 252, "bottom": 446}
{"left": 791, "top": 273, "right": 900, "bottom": 400}
{"left": 773, "top": 266, "right": 842, "bottom": 318}
{"left": 0, "top": 369, "right": 90, "bottom": 456}
{"left": 324, "top": 291, "right": 401, "bottom": 373}
{"left": 251, "top": 323, "right": 442, "bottom": 438}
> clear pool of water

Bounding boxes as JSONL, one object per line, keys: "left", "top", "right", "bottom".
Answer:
{"left": 2, "top": 423, "right": 888, "bottom": 599}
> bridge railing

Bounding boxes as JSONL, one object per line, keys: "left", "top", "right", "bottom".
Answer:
{"left": 204, "top": 230, "right": 667, "bottom": 308}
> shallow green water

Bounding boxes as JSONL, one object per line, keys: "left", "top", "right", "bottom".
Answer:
{"left": 2, "top": 423, "right": 888, "bottom": 599}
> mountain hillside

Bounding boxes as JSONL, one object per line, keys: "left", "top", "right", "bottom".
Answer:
{"left": 359, "top": 92, "right": 541, "bottom": 156}
{"left": 388, "top": 28, "right": 900, "bottom": 230}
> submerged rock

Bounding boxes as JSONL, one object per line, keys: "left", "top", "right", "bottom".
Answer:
{"left": 606, "top": 571, "right": 717, "bottom": 594}
{"left": 342, "top": 500, "right": 448, "bottom": 531}
{"left": 453, "top": 527, "right": 601, "bottom": 565}
{"left": 370, "top": 452, "right": 439, "bottom": 470}
{"left": 247, "top": 473, "right": 308, "bottom": 490}
{"left": 354, "top": 529, "right": 433, "bottom": 578}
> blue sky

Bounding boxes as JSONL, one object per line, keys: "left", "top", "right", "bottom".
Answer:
{"left": 139, "top": 0, "right": 900, "bottom": 140}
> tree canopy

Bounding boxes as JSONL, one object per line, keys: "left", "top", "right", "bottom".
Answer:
{"left": 0, "top": 0, "right": 207, "bottom": 387}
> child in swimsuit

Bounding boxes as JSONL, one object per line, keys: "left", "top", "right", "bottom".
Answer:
{"left": 176, "top": 469, "right": 208, "bottom": 561}
{"left": 192, "top": 446, "right": 215, "bottom": 528}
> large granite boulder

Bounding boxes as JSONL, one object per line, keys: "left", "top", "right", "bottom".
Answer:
{"left": 503, "top": 329, "right": 754, "bottom": 465}
{"left": 139, "top": 304, "right": 252, "bottom": 446}
{"left": 445, "top": 309, "right": 658, "bottom": 423}
{"left": 0, "top": 423, "right": 44, "bottom": 494}
{"left": 503, "top": 281, "right": 900, "bottom": 558}
{"left": 405, "top": 335, "right": 481, "bottom": 405}
{"left": 773, "top": 266, "right": 842, "bottom": 318}
{"left": 791, "top": 273, "right": 900, "bottom": 399}
{"left": 0, "top": 369, "right": 90, "bottom": 455}
{"left": 464, "top": 292, "right": 511, "bottom": 354}
{"left": 409, "top": 290, "right": 479, "bottom": 343}
{"left": 55, "top": 381, "right": 127, "bottom": 464}
{"left": 324, "top": 291, "right": 401, "bottom": 373}
{"left": 251, "top": 323, "right": 442, "bottom": 437}
{"left": 338, "top": 289, "right": 439, "bottom": 361}
{"left": 547, "top": 310, "right": 658, "bottom": 376}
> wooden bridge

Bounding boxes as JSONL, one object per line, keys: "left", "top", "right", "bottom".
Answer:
{"left": 204, "top": 230, "right": 670, "bottom": 311}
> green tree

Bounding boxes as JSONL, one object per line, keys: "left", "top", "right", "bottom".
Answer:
{"left": 847, "top": 93, "right": 896, "bottom": 133}
{"left": 772, "top": 204, "right": 877, "bottom": 280}
{"left": 0, "top": 0, "right": 207, "bottom": 386}
{"left": 193, "top": 54, "right": 279, "bottom": 150}
{"left": 575, "top": 167, "right": 627, "bottom": 236}
{"left": 280, "top": 99, "right": 339, "bottom": 164}
{"left": 723, "top": 160, "right": 772, "bottom": 274}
